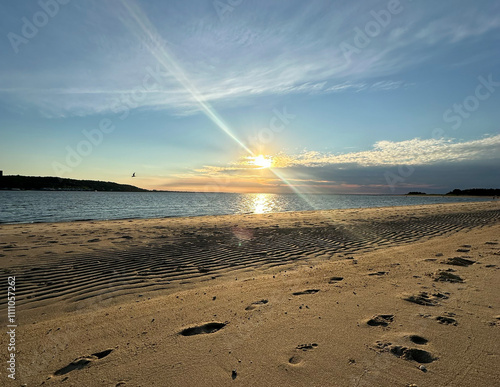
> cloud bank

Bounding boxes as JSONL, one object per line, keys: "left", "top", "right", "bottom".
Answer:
{"left": 171, "top": 134, "right": 500, "bottom": 193}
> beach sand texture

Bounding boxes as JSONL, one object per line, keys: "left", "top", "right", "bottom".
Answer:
{"left": 0, "top": 201, "right": 499, "bottom": 386}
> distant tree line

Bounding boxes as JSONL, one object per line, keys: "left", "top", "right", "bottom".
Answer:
{"left": 407, "top": 189, "right": 499, "bottom": 196}
{"left": 0, "top": 175, "right": 148, "bottom": 192}
{"left": 446, "top": 188, "right": 500, "bottom": 196}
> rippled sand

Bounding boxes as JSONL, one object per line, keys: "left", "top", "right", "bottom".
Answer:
{"left": 1, "top": 201, "right": 499, "bottom": 386}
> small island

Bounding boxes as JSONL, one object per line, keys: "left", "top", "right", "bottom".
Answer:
{"left": 0, "top": 175, "right": 149, "bottom": 192}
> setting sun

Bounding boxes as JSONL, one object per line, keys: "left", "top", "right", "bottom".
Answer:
{"left": 252, "top": 154, "right": 273, "bottom": 169}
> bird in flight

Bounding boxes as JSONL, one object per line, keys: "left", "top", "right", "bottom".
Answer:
{"left": 132, "top": 172, "right": 136, "bottom": 178}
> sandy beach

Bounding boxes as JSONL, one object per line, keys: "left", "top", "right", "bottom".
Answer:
{"left": 1, "top": 201, "right": 499, "bottom": 386}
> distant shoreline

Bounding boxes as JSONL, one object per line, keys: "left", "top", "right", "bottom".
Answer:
{"left": 2, "top": 175, "right": 498, "bottom": 196}
{"left": 1, "top": 189, "right": 498, "bottom": 197}
{"left": 405, "top": 193, "right": 498, "bottom": 198}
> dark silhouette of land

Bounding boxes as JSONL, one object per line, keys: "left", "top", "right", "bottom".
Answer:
{"left": 0, "top": 175, "right": 149, "bottom": 192}
{"left": 407, "top": 188, "right": 500, "bottom": 196}
{"left": 446, "top": 188, "right": 500, "bottom": 196}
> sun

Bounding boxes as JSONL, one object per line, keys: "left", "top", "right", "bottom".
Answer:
{"left": 252, "top": 154, "right": 273, "bottom": 169}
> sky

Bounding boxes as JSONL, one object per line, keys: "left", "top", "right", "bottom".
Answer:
{"left": 0, "top": 0, "right": 499, "bottom": 194}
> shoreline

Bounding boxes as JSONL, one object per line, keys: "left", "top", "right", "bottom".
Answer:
{"left": 0, "top": 196, "right": 495, "bottom": 225}
{"left": 1, "top": 201, "right": 499, "bottom": 385}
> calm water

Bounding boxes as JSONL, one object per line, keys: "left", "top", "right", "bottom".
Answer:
{"left": 0, "top": 191, "right": 492, "bottom": 224}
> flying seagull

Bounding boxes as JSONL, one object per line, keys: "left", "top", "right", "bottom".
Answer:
{"left": 132, "top": 172, "right": 136, "bottom": 178}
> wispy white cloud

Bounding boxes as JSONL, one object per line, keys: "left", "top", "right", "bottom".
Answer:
{"left": 272, "top": 135, "right": 500, "bottom": 168}
{"left": 196, "top": 134, "right": 500, "bottom": 176}
{"left": 414, "top": 10, "right": 500, "bottom": 44}
{"left": 1, "top": 0, "right": 499, "bottom": 117}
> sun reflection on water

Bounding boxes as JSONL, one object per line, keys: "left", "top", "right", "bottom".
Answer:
{"left": 251, "top": 193, "right": 273, "bottom": 214}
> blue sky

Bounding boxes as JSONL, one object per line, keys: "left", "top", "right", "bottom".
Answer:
{"left": 0, "top": 0, "right": 499, "bottom": 193}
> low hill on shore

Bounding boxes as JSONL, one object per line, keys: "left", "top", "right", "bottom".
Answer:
{"left": 0, "top": 175, "right": 148, "bottom": 192}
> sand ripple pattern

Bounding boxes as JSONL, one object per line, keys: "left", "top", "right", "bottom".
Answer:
{"left": 3, "top": 209, "right": 500, "bottom": 310}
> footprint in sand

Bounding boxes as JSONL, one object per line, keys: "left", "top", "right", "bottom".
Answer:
{"left": 408, "top": 335, "right": 428, "bottom": 345}
{"left": 367, "top": 314, "right": 394, "bottom": 327}
{"left": 53, "top": 349, "right": 113, "bottom": 376}
{"left": 404, "top": 292, "right": 449, "bottom": 306}
{"left": 289, "top": 343, "right": 318, "bottom": 365}
{"left": 288, "top": 355, "right": 302, "bottom": 365}
{"left": 389, "top": 346, "right": 437, "bottom": 363}
{"left": 296, "top": 343, "right": 318, "bottom": 351}
{"left": 443, "top": 257, "right": 475, "bottom": 267}
{"left": 374, "top": 341, "right": 436, "bottom": 364}
{"left": 436, "top": 316, "right": 458, "bottom": 325}
{"left": 245, "top": 299, "right": 269, "bottom": 311}
{"left": 433, "top": 270, "right": 463, "bottom": 283}
{"left": 179, "top": 322, "right": 227, "bottom": 336}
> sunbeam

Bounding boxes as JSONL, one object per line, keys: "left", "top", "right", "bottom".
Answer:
{"left": 117, "top": 0, "right": 320, "bottom": 201}
{"left": 119, "top": 0, "right": 254, "bottom": 156}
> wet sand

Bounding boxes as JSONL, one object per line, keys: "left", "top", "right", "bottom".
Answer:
{"left": 1, "top": 201, "right": 499, "bottom": 386}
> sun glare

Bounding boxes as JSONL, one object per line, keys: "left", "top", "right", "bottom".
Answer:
{"left": 252, "top": 155, "right": 273, "bottom": 169}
